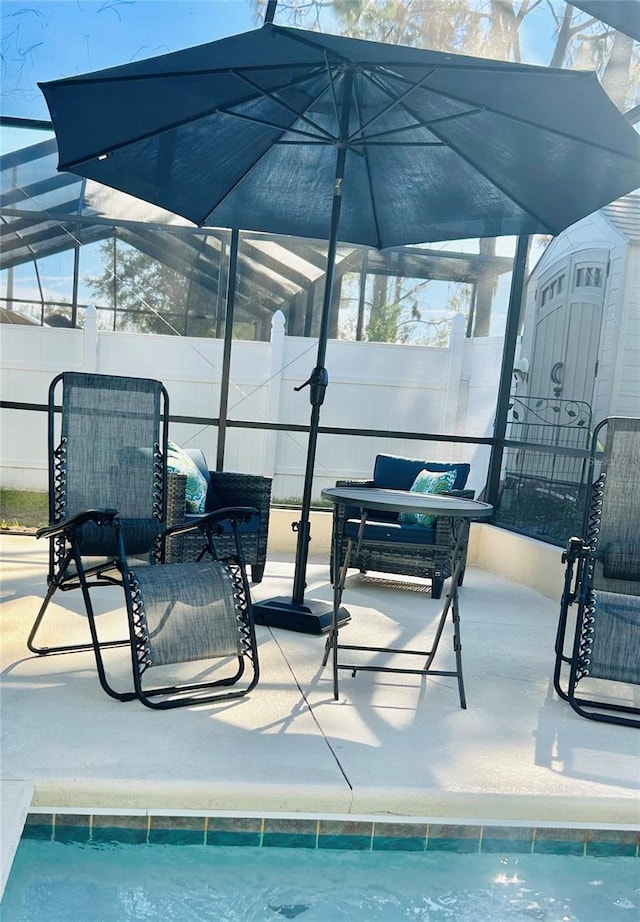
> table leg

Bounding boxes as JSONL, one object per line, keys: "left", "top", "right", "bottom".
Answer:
{"left": 322, "top": 530, "right": 355, "bottom": 699}
{"left": 423, "top": 518, "right": 469, "bottom": 708}
{"left": 450, "top": 580, "right": 467, "bottom": 709}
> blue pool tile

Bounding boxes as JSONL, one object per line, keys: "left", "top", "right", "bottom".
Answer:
{"left": 206, "top": 816, "right": 262, "bottom": 848}
{"left": 318, "top": 834, "right": 372, "bottom": 850}
{"left": 533, "top": 828, "right": 586, "bottom": 856}
{"left": 263, "top": 818, "right": 317, "bottom": 849}
{"left": 586, "top": 830, "right": 638, "bottom": 858}
{"left": 53, "top": 814, "right": 91, "bottom": 844}
{"left": 262, "top": 832, "right": 317, "bottom": 849}
{"left": 481, "top": 826, "right": 534, "bottom": 854}
{"left": 91, "top": 825, "right": 148, "bottom": 845}
{"left": 22, "top": 814, "right": 54, "bottom": 841}
{"left": 372, "top": 835, "right": 425, "bottom": 851}
{"left": 427, "top": 824, "right": 481, "bottom": 853}
{"left": 91, "top": 815, "right": 148, "bottom": 845}
{"left": 149, "top": 828, "right": 205, "bottom": 845}
{"left": 148, "top": 816, "right": 206, "bottom": 845}
{"left": 317, "top": 820, "right": 372, "bottom": 851}
{"left": 372, "top": 822, "right": 426, "bottom": 851}
{"left": 207, "top": 830, "right": 262, "bottom": 847}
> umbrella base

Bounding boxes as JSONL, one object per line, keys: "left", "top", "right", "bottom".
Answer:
{"left": 252, "top": 597, "right": 350, "bottom": 634}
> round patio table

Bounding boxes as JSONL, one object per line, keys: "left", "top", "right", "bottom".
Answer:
{"left": 320, "top": 486, "right": 493, "bottom": 708}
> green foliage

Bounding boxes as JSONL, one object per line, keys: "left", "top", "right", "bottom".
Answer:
{"left": 0, "top": 491, "right": 48, "bottom": 531}
{"left": 86, "top": 239, "right": 216, "bottom": 336}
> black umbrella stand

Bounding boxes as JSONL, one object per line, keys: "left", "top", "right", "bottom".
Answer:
{"left": 252, "top": 75, "right": 354, "bottom": 634}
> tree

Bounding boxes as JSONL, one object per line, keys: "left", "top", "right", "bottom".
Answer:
{"left": 86, "top": 238, "right": 215, "bottom": 336}
{"left": 255, "top": 0, "right": 638, "bottom": 111}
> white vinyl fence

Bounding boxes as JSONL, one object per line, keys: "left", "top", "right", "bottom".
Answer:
{"left": 1, "top": 309, "right": 505, "bottom": 500}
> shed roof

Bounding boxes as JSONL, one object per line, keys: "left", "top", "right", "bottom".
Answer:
{"left": 602, "top": 192, "right": 640, "bottom": 242}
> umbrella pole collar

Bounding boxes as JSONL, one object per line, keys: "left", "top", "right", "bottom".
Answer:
{"left": 294, "top": 366, "right": 329, "bottom": 407}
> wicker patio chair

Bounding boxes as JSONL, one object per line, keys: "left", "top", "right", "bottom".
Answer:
{"left": 165, "top": 448, "right": 271, "bottom": 583}
{"left": 553, "top": 416, "right": 640, "bottom": 727}
{"left": 330, "top": 455, "right": 474, "bottom": 599}
{"left": 28, "top": 372, "right": 260, "bottom": 707}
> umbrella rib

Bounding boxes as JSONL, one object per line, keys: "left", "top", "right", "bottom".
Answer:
{"left": 215, "top": 107, "right": 334, "bottom": 143}
{"left": 351, "top": 85, "right": 383, "bottom": 249}
{"left": 230, "top": 69, "right": 337, "bottom": 142}
{"left": 350, "top": 108, "right": 480, "bottom": 145}
{"left": 348, "top": 69, "right": 438, "bottom": 142}
{"left": 58, "top": 93, "right": 334, "bottom": 171}
{"left": 354, "top": 67, "right": 559, "bottom": 232}
{"left": 382, "top": 69, "right": 638, "bottom": 162}
{"left": 57, "top": 66, "right": 337, "bottom": 169}
{"left": 42, "top": 61, "right": 330, "bottom": 88}
{"left": 325, "top": 51, "right": 344, "bottom": 138}
{"left": 410, "top": 116, "right": 560, "bottom": 232}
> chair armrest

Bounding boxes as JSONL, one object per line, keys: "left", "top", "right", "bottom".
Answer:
{"left": 442, "top": 488, "right": 475, "bottom": 500}
{"left": 37, "top": 508, "right": 118, "bottom": 540}
{"left": 165, "top": 506, "right": 258, "bottom": 538}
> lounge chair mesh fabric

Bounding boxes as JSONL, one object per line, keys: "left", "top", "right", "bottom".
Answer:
{"left": 62, "top": 374, "right": 162, "bottom": 522}
{"left": 130, "top": 560, "right": 242, "bottom": 666}
{"left": 59, "top": 373, "right": 164, "bottom": 558}
{"left": 580, "top": 590, "right": 640, "bottom": 685}
{"left": 593, "top": 425, "right": 640, "bottom": 594}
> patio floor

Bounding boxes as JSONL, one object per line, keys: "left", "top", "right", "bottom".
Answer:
{"left": 1, "top": 532, "right": 638, "bottom": 890}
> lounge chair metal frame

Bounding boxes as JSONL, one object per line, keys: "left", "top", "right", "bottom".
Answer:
{"left": 28, "top": 372, "right": 260, "bottom": 708}
{"left": 553, "top": 416, "right": 640, "bottom": 728}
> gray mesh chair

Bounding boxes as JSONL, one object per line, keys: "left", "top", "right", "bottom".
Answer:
{"left": 29, "top": 372, "right": 259, "bottom": 707}
{"left": 553, "top": 417, "right": 640, "bottom": 727}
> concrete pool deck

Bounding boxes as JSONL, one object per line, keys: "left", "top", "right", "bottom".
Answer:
{"left": 1, "top": 528, "right": 638, "bottom": 894}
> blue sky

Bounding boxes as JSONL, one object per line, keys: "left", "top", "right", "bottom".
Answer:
{"left": 1, "top": 1, "right": 259, "bottom": 119}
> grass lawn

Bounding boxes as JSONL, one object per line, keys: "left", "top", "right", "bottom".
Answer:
{"left": 0, "top": 490, "right": 48, "bottom": 531}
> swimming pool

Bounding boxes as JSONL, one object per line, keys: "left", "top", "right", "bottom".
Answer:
{"left": 3, "top": 821, "right": 639, "bottom": 922}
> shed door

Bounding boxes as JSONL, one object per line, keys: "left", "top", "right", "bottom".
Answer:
{"left": 529, "top": 248, "right": 607, "bottom": 407}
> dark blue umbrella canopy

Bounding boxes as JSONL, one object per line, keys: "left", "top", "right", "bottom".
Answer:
{"left": 571, "top": 1, "right": 640, "bottom": 42}
{"left": 41, "top": 23, "right": 639, "bottom": 250}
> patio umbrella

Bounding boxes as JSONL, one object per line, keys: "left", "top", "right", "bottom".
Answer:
{"left": 40, "top": 23, "right": 639, "bottom": 632}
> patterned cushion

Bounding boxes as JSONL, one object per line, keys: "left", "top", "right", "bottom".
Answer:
{"left": 398, "top": 468, "right": 457, "bottom": 527}
{"left": 166, "top": 441, "right": 208, "bottom": 513}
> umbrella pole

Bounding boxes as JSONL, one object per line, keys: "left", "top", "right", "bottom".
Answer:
{"left": 291, "top": 164, "right": 344, "bottom": 606}
{"left": 253, "top": 73, "right": 355, "bottom": 633}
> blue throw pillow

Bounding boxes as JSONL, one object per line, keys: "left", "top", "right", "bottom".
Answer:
{"left": 398, "top": 468, "right": 457, "bottom": 527}
{"left": 166, "top": 441, "right": 208, "bottom": 513}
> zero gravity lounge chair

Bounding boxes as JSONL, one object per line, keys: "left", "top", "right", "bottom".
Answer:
{"left": 554, "top": 417, "right": 640, "bottom": 728}
{"left": 28, "top": 372, "right": 259, "bottom": 708}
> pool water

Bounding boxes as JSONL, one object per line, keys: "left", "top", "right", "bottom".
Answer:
{"left": 2, "top": 840, "right": 638, "bottom": 921}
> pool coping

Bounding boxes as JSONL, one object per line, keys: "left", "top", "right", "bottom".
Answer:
{"left": 0, "top": 781, "right": 33, "bottom": 902}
